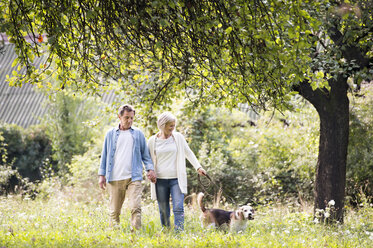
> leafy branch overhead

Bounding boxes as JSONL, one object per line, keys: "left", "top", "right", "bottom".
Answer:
{"left": 5, "top": 0, "right": 371, "bottom": 108}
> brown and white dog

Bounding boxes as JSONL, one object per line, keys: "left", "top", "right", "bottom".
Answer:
{"left": 197, "top": 192, "right": 254, "bottom": 232}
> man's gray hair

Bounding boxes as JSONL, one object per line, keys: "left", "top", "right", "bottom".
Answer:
{"left": 157, "top": 112, "right": 177, "bottom": 130}
{"left": 118, "top": 104, "right": 135, "bottom": 116}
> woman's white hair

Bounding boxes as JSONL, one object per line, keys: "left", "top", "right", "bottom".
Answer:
{"left": 157, "top": 112, "right": 177, "bottom": 130}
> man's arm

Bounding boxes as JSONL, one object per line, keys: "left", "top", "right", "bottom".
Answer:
{"left": 139, "top": 131, "right": 155, "bottom": 171}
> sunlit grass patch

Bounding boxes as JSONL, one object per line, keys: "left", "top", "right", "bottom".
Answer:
{"left": 1, "top": 193, "right": 372, "bottom": 247}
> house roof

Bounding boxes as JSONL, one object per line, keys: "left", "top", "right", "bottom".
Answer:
{"left": 0, "top": 44, "right": 117, "bottom": 128}
{"left": 1, "top": 42, "right": 259, "bottom": 129}
{"left": 0, "top": 44, "right": 48, "bottom": 128}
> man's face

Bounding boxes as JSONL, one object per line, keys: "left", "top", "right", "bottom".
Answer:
{"left": 118, "top": 111, "right": 135, "bottom": 130}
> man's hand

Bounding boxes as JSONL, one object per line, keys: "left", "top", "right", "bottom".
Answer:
{"left": 147, "top": 170, "right": 157, "bottom": 183}
{"left": 98, "top": 175, "right": 106, "bottom": 190}
{"left": 197, "top": 168, "right": 207, "bottom": 176}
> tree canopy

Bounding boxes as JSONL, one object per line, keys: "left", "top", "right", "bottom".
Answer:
{"left": 2, "top": 0, "right": 322, "bottom": 108}
{"left": 2, "top": 1, "right": 372, "bottom": 107}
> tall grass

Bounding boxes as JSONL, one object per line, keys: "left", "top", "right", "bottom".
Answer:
{"left": 1, "top": 187, "right": 372, "bottom": 248}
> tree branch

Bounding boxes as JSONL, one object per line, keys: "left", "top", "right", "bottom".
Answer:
{"left": 328, "top": 26, "right": 370, "bottom": 69}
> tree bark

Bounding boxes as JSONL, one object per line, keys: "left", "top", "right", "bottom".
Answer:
{"left": 296, "top": 75, "right": 349, "bottom": 223}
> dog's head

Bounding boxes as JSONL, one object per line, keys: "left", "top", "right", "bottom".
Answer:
{"left": 237, "top": 205, "right": 254, "bottom": 220}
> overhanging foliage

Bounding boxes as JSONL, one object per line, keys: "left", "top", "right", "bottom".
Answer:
{"left": 2, "top": 0, "right": 328, "bottom": 110}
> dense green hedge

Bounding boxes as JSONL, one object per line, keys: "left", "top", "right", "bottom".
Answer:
{"left": 179, "top": 87, "right": 373, "bottom": 206}
{"left": 0, "top": 90, "right": 111, "bottom": 196}
{"left": 179, "top": 102, "right": 318, "bottom": 206}
{"left": 0, "top": 124, "right": 54, "bottom": 195}
{"left": 0, "top": 124, "right": 55, "bottom": 182}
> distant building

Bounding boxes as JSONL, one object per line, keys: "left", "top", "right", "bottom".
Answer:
{"left": 0, "top": 44, "right": 48, "bottom": 128}
{"left": 0, "top": 43, "right": 116, "bottom": 128}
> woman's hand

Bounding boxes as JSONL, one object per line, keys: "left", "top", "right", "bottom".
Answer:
{"left": 197, "top": 168, "right": 207, "bottom": 176}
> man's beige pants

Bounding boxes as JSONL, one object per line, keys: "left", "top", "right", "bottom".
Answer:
{"left": 108, "top": 179, "right": 142, "bottom": 229}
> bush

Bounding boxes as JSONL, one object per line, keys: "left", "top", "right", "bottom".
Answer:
{"left": 177, "top": 86, "right": 373, "bottom": 207}
{"left": 0, "top": 131, "right": 38, "bottom": 197}
{"left": 43, "top": 130, "right": 110, "bottom": 203}
{"left": 347, "top": 84, "right": 373, "bottom": 205}
{"left": 41, "top": 91, "right": 104, "bottom": 174}
{"left": 66, "top": 134, "right": 104, "bottom": 186}
{"left": 1, "top": 88, "right": 112, "bottom": 197}
{"left": 0, "top": 123, "right": 55, "bottom": 182}
{"left": 0, "top": 165, "right": 20, "bottom": 195}
{"left": 176, "top": 102, "right": 318, "bottom": 206}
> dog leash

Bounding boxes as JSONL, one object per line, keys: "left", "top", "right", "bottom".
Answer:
{"left": 198, "top": 174, "right": 237, "bottom": 206}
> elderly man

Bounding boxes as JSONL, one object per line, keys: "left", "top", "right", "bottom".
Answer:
{"left": 98, "top": 104, "right": 156, "bottom": 230}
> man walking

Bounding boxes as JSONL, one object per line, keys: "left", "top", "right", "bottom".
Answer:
{"left": 98, "top": 104, "right": 156, "bottom": 230}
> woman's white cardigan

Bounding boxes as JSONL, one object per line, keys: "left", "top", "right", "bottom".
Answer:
{"left": 148, "top": 131, "right": 202, "bottom": 200}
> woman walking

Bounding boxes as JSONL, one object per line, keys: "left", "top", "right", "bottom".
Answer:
{"left": 148, "top": 112, "right": 206, "bottom": 231}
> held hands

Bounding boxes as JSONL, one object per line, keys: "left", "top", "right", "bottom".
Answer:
{"left": 197, "top": 167, "right": 207, "bottom": 176}
{"left": 147, "top": 170, "right": 157, "bottom": 183}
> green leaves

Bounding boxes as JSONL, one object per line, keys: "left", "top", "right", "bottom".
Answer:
{"left": 310, "top": 70, "right": 331, "bottom": 91}
{"left": 2, "top": 0, "right": 372, "bottom": 114}
{"left": 225, "top": 26, "right": 233, "bottom": 35}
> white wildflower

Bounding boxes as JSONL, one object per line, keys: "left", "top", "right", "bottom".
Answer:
{"left": 328, "top": 200, "right": 335, "bottom": 206}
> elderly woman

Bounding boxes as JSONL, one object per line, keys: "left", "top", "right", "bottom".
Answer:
{"left": 148, "top": 112, "right": 206, "bottom": 231}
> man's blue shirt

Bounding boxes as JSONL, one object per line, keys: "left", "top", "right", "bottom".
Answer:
{"left": 98, "top": 125, "right": 154, "bottom": 182}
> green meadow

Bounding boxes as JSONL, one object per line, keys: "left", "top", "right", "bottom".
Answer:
{"left": 2, "top": 89, "right": 373, "bottom": 247}
{"left": 1, "top": 188, "right": 372, "bottom": 248}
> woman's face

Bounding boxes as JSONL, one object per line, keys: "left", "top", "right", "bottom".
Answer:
{"left": 163, "top": 121, "right": 175, "bottom": 135}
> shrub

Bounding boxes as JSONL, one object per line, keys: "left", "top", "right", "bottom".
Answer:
{"left": 38, "top": 87, "right": 115, "bottom": 178}
{"left": 177, "top": 102, "right": 318, "bottom": 205}
{"left": 0, "top": 123, "right": 55, "bottom": 182}
{"left": 347, "top": 84, "right": 373, "bottom": 205}
{"left": 66, "top": 134, "right": 104, "bottom": 186}
{"left": 0, "top": 131, "right": 38, "bottom": 197}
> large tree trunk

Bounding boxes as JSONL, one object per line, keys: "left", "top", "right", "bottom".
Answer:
{"left": 296, "top": 75, "right": 349, "bottom": 223}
